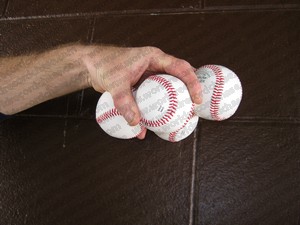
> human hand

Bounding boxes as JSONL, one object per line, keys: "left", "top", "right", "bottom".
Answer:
{"left": 82, "top": 45, "right": 202, "bottom": 139}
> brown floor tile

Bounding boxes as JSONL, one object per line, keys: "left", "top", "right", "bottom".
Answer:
{"left": 194, "top": 121, "right": 300, "bottom": 225}
{"left": 88, "top": 12, "right": 299, "bottom": 119}
{"left": 204, "top": 0, "right": 300, "bottom": 8}
{"left": 0, "top": 117, "right": 196, "bottom": 225}
{"left": 0, "top": 18, "right": 91, "bottom": 116}
{"left": 5, "top": 0, "right": 199, "bottom": 17}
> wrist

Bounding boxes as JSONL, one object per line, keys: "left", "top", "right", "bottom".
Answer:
{"left": 68, "top": 43, "right": 94, "bottom": 89}
{"left": 76, "top": 44, "right": 105, "bottom": 92}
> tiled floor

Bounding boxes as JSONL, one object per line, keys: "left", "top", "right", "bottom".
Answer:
{"left": 0, "top": 1, "right": 299, "bottom": 225}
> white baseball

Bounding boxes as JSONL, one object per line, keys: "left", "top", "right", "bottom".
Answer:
{"left": 96, "top": 91, "right": 145, "bottom": 139}
{"left": 194, "top": 65, "right": 243, "bottom": 121}
{"left": 136, "top": 74, "right": 194, "bottom": 133}
{"left": 155, "top": 111, "right": 199, "bottom": 142}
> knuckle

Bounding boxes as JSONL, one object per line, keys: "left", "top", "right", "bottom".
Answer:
{"left": 148, "top": 46, "right": 163, "bottom": 55}
{"left": 188, "top": 78, "right": 200, "bottom": 88}
{"left": 177, "top": 59, "right": 191, "bottom": 68}
{"left": 113, "top": 89, "right": 131, "bottom": 102}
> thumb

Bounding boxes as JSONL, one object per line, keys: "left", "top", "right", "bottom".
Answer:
{"left": 110, "top": 88, "right": 141, "bottom": 126}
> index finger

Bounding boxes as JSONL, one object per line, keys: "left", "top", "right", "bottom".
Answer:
{"left": 148, "top": 49, "right": 202, "bottom": 104}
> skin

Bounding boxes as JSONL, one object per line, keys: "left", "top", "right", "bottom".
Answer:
{"left": 0, "top": 43, "right": 202, "bottom": 139}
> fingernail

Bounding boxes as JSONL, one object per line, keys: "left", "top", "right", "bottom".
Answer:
{"left": 124, "top": 110, "right": 135, "bottom": 124}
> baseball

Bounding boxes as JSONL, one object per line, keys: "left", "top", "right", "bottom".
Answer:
{"left": 155, "top": 112, "right": 199, "bottom": 142}
{"left": 194, "top": 65, "right": 242, "bottom": 121}
{"left": 96, "top": 91, "right": 145, "bottom": 139}
{"left": 136, "top": 74, "right": 194, "bottom": 133}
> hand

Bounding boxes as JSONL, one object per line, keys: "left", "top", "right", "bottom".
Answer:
{"left": 82, "top": 45, "right": 202, "bottom": 139}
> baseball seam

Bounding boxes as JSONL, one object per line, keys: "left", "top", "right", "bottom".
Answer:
{"left": 203, "top": 65, "right": 225, "bottom": 121}
{"left": 96, "top": 108, "right": 121, "bottom": 124}
{"left": 168, "top": 103, "right": 195, "bottom": 142}
{"left": 96, "top": 107, "right": 145, "bottom": 138}
{"left": 141, "top": 75, "right": 178, "bottom": 127}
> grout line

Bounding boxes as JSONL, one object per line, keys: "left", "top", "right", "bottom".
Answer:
{"left": 203, "top": 3, "right": 300, "bottom": 11}
{"left": 189, "top": 127, "right": 198, "bottom": 225}
{"left": 12, "top": 114, "right": 300, "bottom": 124}
{"left": 62, "top": 92, "right": 71, "bottom": 148}
{"left": 221, "top": 116, "right": 300, "bottom": 124}
{"left": 87, "top": 17, "right": 96, "bottom": 43}
{"left": 200, "top": 0, "right": 205, "bottom": 9}
{"left": 0, "top": 5, "right": 299, "bottom": 21}
{"left": 66, "top": 90, "right": 70, "bottom": 116}
{"left": 0, "top": 8, "right": 199, "bottom": 21}
{"left": 13, "top": 114, "right": 95, "bottom": 120}
{"left": 76, "top": 89, "right": 85, "bottom": 115}
{"left": 1, "top": 0, "right": 9, "bottom": 17}
{"left": 62, "top": 118, "right": 68, "bottom": 148}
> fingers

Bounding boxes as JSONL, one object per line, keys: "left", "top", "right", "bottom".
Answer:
{"left": 148, "top": 48, "right": 202, "bottom": 104}
{"left": 110, "top": 87, "right": 147, "bottom": 139}
{"left": 136, "top": 128, "right": 147, "bottom": 140}
{"left": 110, "top": 88, "right": 141, "bottom": 126}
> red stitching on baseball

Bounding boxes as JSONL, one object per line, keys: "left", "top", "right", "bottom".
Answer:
{"left": 97, "top": 108, "right": 145, "bottom": 139}
{"left": 96, "top": 108, "right": 121, "bottom": 124}
{"left": 141, "top": 75, "right": 178, "bottom": 127}
{"left": 202, "top": 65, "right": 224, "bottom": 121}
{"left": 168, "top": 104, "right": 195, "bottom": 142}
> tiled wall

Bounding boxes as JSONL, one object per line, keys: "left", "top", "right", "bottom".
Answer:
{"left": 0, "top": 1, "right": 299, "bottom": 225}
{"left": 1, "top": 0, "right": 299, "bottom": 117}
{"left": 205, "top": 0, "right": 300, "bottom": 8}
{"left": 2, "top": 0, "right": 300, "bottom": 18}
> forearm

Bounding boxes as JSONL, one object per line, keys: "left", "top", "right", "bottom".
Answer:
{"left": 0, "top": 44, "right": 90, "bottom": 114}
{"left": 0, "top": 43, "right": 201, "bottom": 134}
